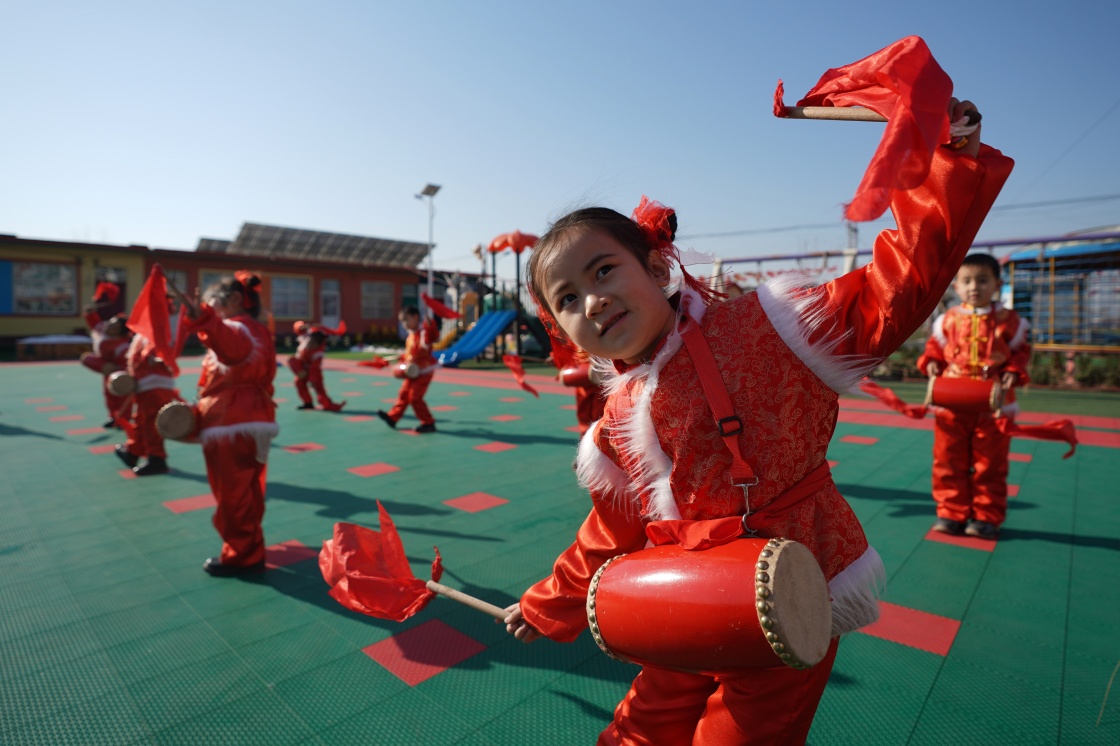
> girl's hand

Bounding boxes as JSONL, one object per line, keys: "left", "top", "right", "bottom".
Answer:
{"left": 1001, "top": 371, "right": 1017, "bottom": 391}
{"left": 947, "top": 97, "right": 981, "bottom": 158}
{"left": 501, "top": 603, "right": 541, "bottom": 643}
{"left": 171, "top": 285, "right": 201, "bottom": 320}
{"left": 927, "top": 361, "right": 941, "bottom": 378}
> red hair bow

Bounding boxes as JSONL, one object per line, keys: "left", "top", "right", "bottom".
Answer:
{"left": 234, "top": 270, "right": 260, "bottom": 310}
{"left": 631, "top": 196, "right": 718, "bottom": 305}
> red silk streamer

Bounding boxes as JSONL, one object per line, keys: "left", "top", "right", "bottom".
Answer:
{"left": 421, "top": 292, "right": 461, "bottom": 320}
{"left": 312, "top": 320, "right": 347, "bottom": 336}
{"left": 234, "top": 270, "right": 259, "bottom": 310}
{"left": 319, "top": 502, "right": 444, "bottom": 621}
{"left": 502, "top": 354, "right": 539, "bottom": 398}
{"left": 126, "top": 265, "right": 179, "bottom": 378}
{"left": 860, "top": 379, "right": 1078, "bottom": 457}
{"left": 93, "top": 282, "right": 120, "bottom": 304}
{"left": 357, "top": 356, "right": 391, "bottom": 369}
{"left": 774, "top": 35, "right": 954, "bottom": 222}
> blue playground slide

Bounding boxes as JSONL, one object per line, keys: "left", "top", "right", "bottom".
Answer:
{"left": 436, "top": 309, "right": 517, "bottom": 367}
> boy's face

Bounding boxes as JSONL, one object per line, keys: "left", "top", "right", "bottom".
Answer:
{"left": 953, "top": 264, "right": 1000, "bottom": 308}
{"left": 401, "top": 313, "right": 420, "bottom": 331}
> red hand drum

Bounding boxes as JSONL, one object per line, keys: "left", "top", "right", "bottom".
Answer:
{"left": 587, "top": 537, "right": 832, "bottom": 673}
{"left": 560, "top": 365, "right": 594, "bottom": 388}
{"left": 393, "top": 362, "right": 420, "bottom": 379}
{"left": 155, "top": 401, "right": 198, "bottom": 442}
{"left": 927, "top": 376, "right": 1002, "bottom": 413}
{"left": 106, "top": 371, "right": 136, "bottom": 396}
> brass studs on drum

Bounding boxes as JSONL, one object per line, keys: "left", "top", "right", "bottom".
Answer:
{"left": 754, "top": 537, "right": 812, "bottom": 670}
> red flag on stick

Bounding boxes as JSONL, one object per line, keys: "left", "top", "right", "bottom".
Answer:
{"left": 357, "top": 356, "right": 391, "bottom": 369}
{"left": 127, "top": 264, "right": 179, "bottom": 377}
{"left": 774, "top": 35, "right": 953, "bottom": 222}
{"left": 421, "top": 292, "right": 461, "bottom": 320}
{"left": 860, "top": 380, "right": 928, "bottom": 419}
{"left": 502, "top": 354, "right": 539, "bottom": 398}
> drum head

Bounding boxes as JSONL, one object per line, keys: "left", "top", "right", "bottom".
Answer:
{"left": 156, "top": 401, "right": 195, "bottom": 441}
{"left": 759, "top": 538, "right": 832, "bottom": 669}
{"left": 405, "top": 362, "right": 420, "bottom": 379}
{"left": 106, "top": 371, "right": 136, "bottom": 396}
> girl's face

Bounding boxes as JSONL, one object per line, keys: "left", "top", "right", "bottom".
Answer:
{"left": 208, "top": 291, "right": 243, "bottom": 319}
{"left": 541, "top": 228, "right": 676, "bottom": 364}
{"left": 401, "top": 313, "right": 420, "bottom": 331}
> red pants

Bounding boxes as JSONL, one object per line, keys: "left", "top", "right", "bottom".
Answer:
{"left": 103, "top": 382, "right": 127, "bottom": 422}
{"left": 295, "top": 372, "right": 339, "bottom": 409}
{"left": 124, "top": 388, "right": 179, "bottom": 459}
{"left": 387, "top": 373, "right": 434, "bottom": 425}
{"left": 932, "top": 409, "right": 1011, "bottom": 526}
{"left": 597, "top": 638, "right": 839, "bottom": 745}
{"left": 204, "top": 434, "right": 268, "bottom": 566}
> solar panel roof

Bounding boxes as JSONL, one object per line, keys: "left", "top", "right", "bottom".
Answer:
{"left": 202, "top": 223, "right": 429, "bottom": 268}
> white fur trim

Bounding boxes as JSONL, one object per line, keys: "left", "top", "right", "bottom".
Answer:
{"left": 137, "top": 375, "right": 177, "bottom": 393}
{"left": 200, "top": 421, "right": 280, "bottom": 463}
{"left": 1008, "top": 316, "right": 1029, "bottom": 351}
{"left": 756, "top": 276, "right": 878, "bottom": 394}
{"left": 575, "top": 422, "right": 634, "bottom": 512}
{"left": 828, "top": 545, "right": 886, "bottom": 636}
{"left": 932, "top": 313, "right": 948, "bottom": 348}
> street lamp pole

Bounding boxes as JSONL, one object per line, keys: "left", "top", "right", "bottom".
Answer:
{"left": 415, "top": 183, "right": 441, "bottom": 305}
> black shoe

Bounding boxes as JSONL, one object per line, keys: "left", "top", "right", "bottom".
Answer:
{"left": 202, "top": 557, "right": 266, "bottom": 577}
{"left": 114, "top": 445, "right": 139, "bottom": 469}
{"left": 377, "top": 410, "right": 397, "bottom": 429}
{"left": 133, "top": 457, "right": 169, "bottom": 476}
{"left": 296, "top": 403, "right": 315, "bottom": 410}
{"left": 102, "top": 418, "right": 118, "bottom": 429}
{"left": 932, "top": 518, "right": 966, "bottom": 535}
{"left": 415, "top": 423, "right": 437, "bottom": 433}
{"left": 964, "top": 520, "right": 999, "bottom": 540}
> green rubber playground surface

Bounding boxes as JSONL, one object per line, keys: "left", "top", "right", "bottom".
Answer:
{"left": 2, "top": 357, "right": 1118, "bottom": 745}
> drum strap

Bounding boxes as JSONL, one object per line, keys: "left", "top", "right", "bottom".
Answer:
{"left": 679, "top": 321, "right": 758, "bottom": 494}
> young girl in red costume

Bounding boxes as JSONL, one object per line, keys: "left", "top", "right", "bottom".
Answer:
{"left": 503, "top": 97, "right": 1013, "bottom": 744}
{"left": 377, "top": 306, "right": 439, "bottom": 433}
{"left": 917, "top": 253, "right": 1030, "bottom": 540}
{"left": 116, "top": 327, "right": 182, "bottom": 476}
{"left": 180, "top": 272, "right": 279, "bottom": 576}
{"left": 83, "top": 283, "right": 132, "bottom": 428}
{"left": 289, "top": 321, "right": 346, "bottom": 412}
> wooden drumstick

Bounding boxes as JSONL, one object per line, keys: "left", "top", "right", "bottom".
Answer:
{"left": 782, "top": 106, "right": 886, "bottom": 122}
{"left": 425, "top": 580, "right": 507, "bottom": 621}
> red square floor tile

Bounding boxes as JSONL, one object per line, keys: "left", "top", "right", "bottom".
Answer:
{"left": 431, "top": 405, "right": 458, "bottom": 412}
{"left": 827, "top": 460, "right": 840, "bottom": 468}
{"left": 164, "top": 494, "right": 217, "bottom": 514}
{"left": 363, "top": 619, "right": 486, "bottom": 686}
{"left": 348, "top": 463, "right": 401, "bottom": 478}
{"left": 840, "top": 435, "right": 878, "bottom": 445}
{"left": 1009, "top": 452, "right": 1032, "bottom": 463}
{"left": 370, "top": 381, "right": 389, "bottom": 387}
{"left": 381, "top": 398, "right": 399, "bottom": 404}
{"left": 341, "top": 377, "right": 356, "bottom": 382}
{"left": 51, "top": 415, "right": 85, "bottom": 422}
{"left": 858, "top": 601, "right": 960, "bottom": 656}
{"left": 119, "top": 469, "right": 137, "bottom": 480}
{"left": 265, "top": 539, "right": 319, "bottom": 569}
{"left": 283, "top": 442, "right": 327, "bottom": 454}
{"left": 38, "top": 405, "right": 67, "bottom": 412}
{"left": 25, "top": 397, "right": 53, "bottom": 404}
{"left": 489, "top": 414, "right": 522, "bottom": 422}
{"left": 449, "top": 391, "right": 471, "bottom": 397}
{"left": 924, "top": 528, "right": 996, "bottom": 552}
{"left": 474, "top": 442, "right": 517, "bottom": 454}
{"left": 345, "top": 415, "right": 375, "bottom": 422}
{"left": 88, "top": 444, "right": 118, "bottom": 455}
{"left": 278, "top": 381, "right": 294, "bottom": 387}
{"left": 1007, "top": 484, "right": 1020, "bottom": 497}
{"left": 560, "top": 404, "right": 578, "bottom": 411}
{"left": 499, "top": 397, "right": 522, "bottom": 403}
{"left": 68, "top": 427, "right": 105, "bottom": 436}
{"left": 564, "top": 425, "right": 584, "bottom": 433}
{"left": 180, "top": 366, "right": 202, "bottom": 375}
{"left": 274, "top": 397, "right": 289, "bottom": 404}
{"left": 444, "top": 492, "right": 509, "bottom": 513}
{"left": 342, "top": 392, "right": 363, "bottom": 397}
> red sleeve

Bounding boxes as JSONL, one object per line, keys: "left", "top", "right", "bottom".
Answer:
{"left": 188, "top": 306, "right": 255, "bottom": 366}
{"left": 813, "top": 145, "right": 1014, "bottom": 362}
{"left": 519, "top": 498, "right": 647, "bottom": 643}
{"left": 84, "top": 310, "right": 102, "bottom": 330}
{"left": 915, "top": 322, "right": 946, "bottom": 376}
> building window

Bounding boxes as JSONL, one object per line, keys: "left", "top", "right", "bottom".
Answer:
{"left": 12, "top": 262, "right": 78, "bottom": 315}
{"left": 361, "top": 281, "right": 395, "bottom": 320}
{"left": 272, "top": 276, "right": 311, "bottom": 318}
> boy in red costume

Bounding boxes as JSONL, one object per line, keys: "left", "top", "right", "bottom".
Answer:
{"left": 917, "top": 253, "right": 1030, "bottom": 539}
{"left": 289, "top": 321, "right": 346, "bottom": 411}
{"left": 502, "top": 94, "right": 1012, "bottom": 744}
{"left": 180, "top": 272, "right": 279, "bottom": 576}
{"left": 377, "top": 306, "right": 438, "bottom": 433}
{"left": 115, "top": 329, "right": 182, "bottom": 476}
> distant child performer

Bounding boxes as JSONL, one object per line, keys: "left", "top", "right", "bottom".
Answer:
{"left": 377, "top": 305, "right": 438, "bottom": 433}
{"left": 82, "top": 313, "right": 132, "bottom": 428}
{"left": 918, "top": 253, "right": 1030, "bottom": 539}
{"left": 289, "top": 321, "right": 345, "bottom": 411}
{"left": 117, "top": 328, "right": 182, "bottom": 476}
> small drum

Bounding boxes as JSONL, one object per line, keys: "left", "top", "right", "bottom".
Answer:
{"left": 106, "top": 371, "right": 136, "bottom": 396}
{"left": 560, "top": 365, "right": 591, "bottom": 388}
{"left": 393, "top": 362, "right": 420, "bottom": 379}
{"left": 587, "top": 537, "right": 831, "bottom": 674}
{"left": 927, "top": 376, "right": 1002, "bottom": 414}
{"left": 156, "top": 401, "right": 198, "bottom": 442}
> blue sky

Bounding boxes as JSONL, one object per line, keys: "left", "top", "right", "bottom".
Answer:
{"left": 3, "top": 1, "right": 1118, "bottom": 280}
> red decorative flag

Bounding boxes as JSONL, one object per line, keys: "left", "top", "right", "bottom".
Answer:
{"left": 859, "top": 380, "right": 928, "bottom": 419}
{"left": 775, "top": 36, "right": 953, "bottom": 222}
{"left": 357, "top": 356, "right": 391, "bottom": 369}
{"left": 126, "top": 265, "right": 179, "bottom": 377}
{"left": 421, "top": 292, "right": 461, "bottom": 320}
{"left": 502, "top": 354, "right": 539, "bottom": 398}
{"left": 320, "top": 502, "right": 444, "bottom": 621}
{"left": 93, "top": 282, "right": 120, "bottom": 304}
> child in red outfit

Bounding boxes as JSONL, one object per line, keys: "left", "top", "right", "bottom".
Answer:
{"left": 115, "top": 332, "right": 182, "bottom": 476}
{"left": 289, "top": 322, "right": 345, "bottom": 411}
{"left": 503, "top": 98, "right": 1012, "bottom": 744}
{"left": 377, "top": 306, "right": 438, "bottom": 433}
{"left": 81, "top": 313, "right": 132, "bottom": 428}
{"left": 917, "top": 253, "right": 1030, "bottom": 540}
{"left": 180, "top": 273, "right": 279, "bottom": 577}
